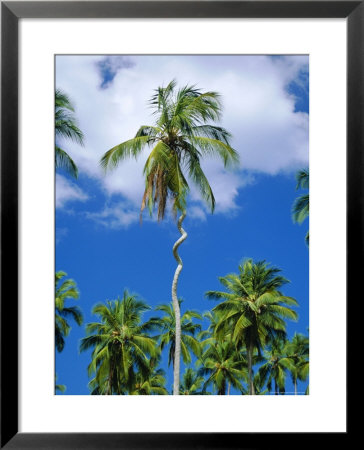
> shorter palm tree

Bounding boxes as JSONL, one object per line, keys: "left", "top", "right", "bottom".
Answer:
{"left": 130, "top": 357, "right": 168, "bottom": 395}
{"left": 241, "top": 381, "right": 267, "bottom": 395}
{"left": 198, "top": 340, "right": 247, "bottom": 395}
{"left": 154, "top": 301, "right": 202, "bottom": 368}
{"left": 285, "top": 333, "right": 309, "bottom": 394}
{"left": 198, "top": 310, "right": 223, "bottom": 342}
{"left": 55, "top": 271, "right": 83, "bottom": 352}
{"left": 179, "top": 368, "right": 207, "bottom": 395}
{"left": 256, "top": 337, "right": 292, "bottom": 395}
{"left": 80, "top": 291, "right": 159, "bottom": 395}
{"left": 292, "top": 168, "right": 309, "bottom": 245}
{"left": 55, "top": 88, "right": 84, "bottom": 178}
{"left": 299, "top": 358, "right": 309, "bottom": 393}
{"left": 206, "top": 259, "right": 298, "bottom": 395}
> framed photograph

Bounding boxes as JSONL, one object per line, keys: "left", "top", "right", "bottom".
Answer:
{"left": 1, "top": 1, "right": 355, "bottom": 447}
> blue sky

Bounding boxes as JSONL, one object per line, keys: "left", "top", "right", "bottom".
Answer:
{"left": 56, "top": 55, "right": 309, "bottom": 395}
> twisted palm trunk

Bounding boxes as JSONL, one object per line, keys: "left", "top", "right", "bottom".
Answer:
{"left": 172, "top": 211, "right": 187, "bottom": 395}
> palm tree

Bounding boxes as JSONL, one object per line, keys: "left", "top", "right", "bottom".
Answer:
{"left": 55, "top": 88, "right": 84, "bottom": 178}
{"left": 285, "top": 333, "right": 309, "bottom": 394}
{"left": 206, "top": 259, "right": 298, "bottom": 395}
{"left": 131, "top": 369, "right": 168, "bottom": 395}
{"left": 256, "top": 336, "right": 292, "bottom": 395}
{"left": 154, "top": 301, "right": 202, "bottom": 369}
{"left": 55, "top": 271, "right": 83, "bottom": 352}
{"left": 179, "top": 368, "right": 207, "bottom": 395}
{"left": 130, "top": 357, "right": 168, "bottom": 395}
{"left": 301, "top": 357, "right": 310, "bottom": 394}
{"left": 292, "top": 168, "right": 309, "bottom": 245}
{"left": 197, "top": 340, "right": 247, "bottom": 395}
{"left": 101, "top": 80, "right": 238, "bottom": 394}
{"left": 241, "top": 379, "right": 268, "bottom": 395}
{"left": 80, "top": 290, "right": 159, "bottom": 395}
{"left": 198, "top": 310, "right": 223, "bottom": 341}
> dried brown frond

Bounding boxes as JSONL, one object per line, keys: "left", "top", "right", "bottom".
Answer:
{"left": 140, "top": 169, "right": 156, "bottom": 223}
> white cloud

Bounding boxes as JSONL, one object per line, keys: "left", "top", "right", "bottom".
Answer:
{"left": 56, "top": 55, "right": 308, "bottom": 224}
{"left": 56, "top": 174, "right": 89, "bottom": 209}
{"left": 55, "top": 227, "right": 68, "bottom": 244}
{"left": 85, "top": 201, "right": 139, "bottom": 229}
{"left": 188, "top": 205, "right": 207, "bottom": 222}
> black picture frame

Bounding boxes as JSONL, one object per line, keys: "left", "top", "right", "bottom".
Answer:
{"left": 1, "top": 1, "right": 355, "bottom": 448}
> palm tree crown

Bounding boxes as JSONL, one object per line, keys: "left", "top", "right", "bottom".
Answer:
{"left": 55, "top": 88, "right": 84, "bottom": 178}
{"left": 130, "top": 357, "right": 168, "bottom": 395}
{"left": 285, "top": 332, "right": 309, "bottom": 394}
{"left": 256, "top": 336, "right": 292, "bottom": 394}
{"left": 179, "top": 368, "right": 207, "bottom": 395}
{"left": 55, "top": 271, "right": 83, "bottom": 352}
{"left": 100, "top": 79, "right": 239, "bottom": 220}
{"left": 197, "top": 340, "right": 247, "bottom": 395}
{"left": 153, "top": 301, "right": 202, "bottom": 367}
{"left": 206, "top": 259, "right": 298, "bottom": 394}
{"left": 80, "top": 290, "right": 159, "bottom": 395}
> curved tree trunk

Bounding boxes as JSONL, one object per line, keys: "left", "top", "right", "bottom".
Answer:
{"left": 172, "top": 211, "right": 187, "bottom": 395}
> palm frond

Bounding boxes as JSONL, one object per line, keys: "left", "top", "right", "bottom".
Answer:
{"left": 101, "top": 136, "right": 151, "bottom": 170}
{"left": 55, "top": 146, "right": 78, "bottom": 178}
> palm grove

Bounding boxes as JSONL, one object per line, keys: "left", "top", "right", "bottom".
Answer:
{"left": 55, "top": 81, "right": 309, "bottom": 395}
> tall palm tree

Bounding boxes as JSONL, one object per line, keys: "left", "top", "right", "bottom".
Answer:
{"left": 80, "top": 291, "right": 159, "bottom": 395}
{"left": 101, "top": 80, "right": 238, "bottom": 394}
{"left": 55, "top": 271, "right": 83, "bottom": 353}
{"left": 206, "top": 259, "right": 298, "bottom": 395}
{"left": 197, "top": 340, "right": 247, "bottom": 395}
{"left": 292, "top": 168, "right": 309, "bottom": 245}
{"left": 179, "top": 368, "right": 207, "bottom": 395}
{"left": 55, "top": 88, "right": 84, "bottom": 178}
{"left": 154, "top": 301, "right": 202, "bottom": 369}
{"left": 285, "top": 333, "right": 309, "bottom": 394}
